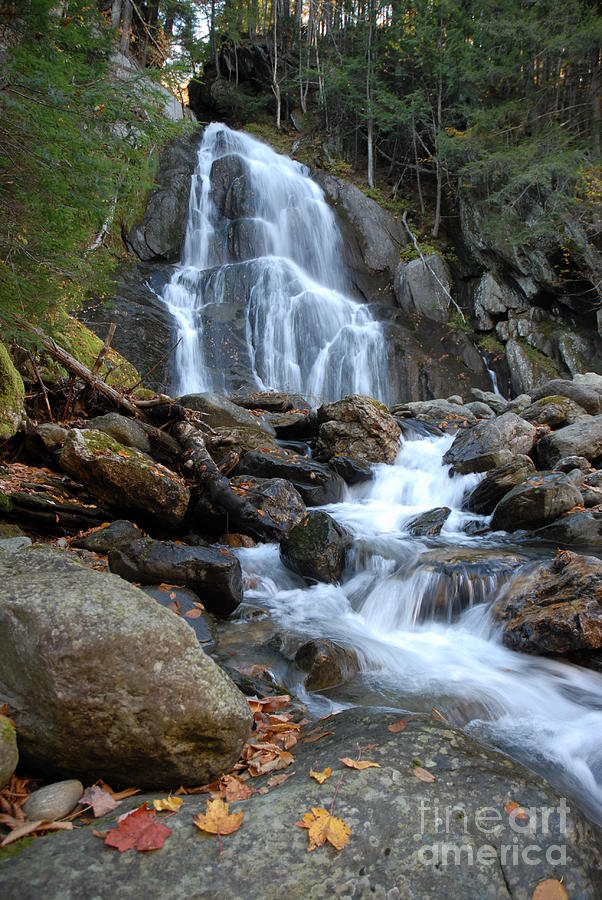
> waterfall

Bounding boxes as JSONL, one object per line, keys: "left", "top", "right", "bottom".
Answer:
{"left": 234, "top": 435, "right": 602, "bottom": 823}
{"left": 161, "top": 123, "right": 389, "bottom": 402}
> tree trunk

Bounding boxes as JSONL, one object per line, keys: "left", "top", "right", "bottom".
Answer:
{"left": 111, "top": 0, "right": 122, "bottom": 30}
{"left": 119, "top": 0, "right": 133, "bottom": 55}
{"left": 366, "top": 0, "right": 374, "bottom": 188}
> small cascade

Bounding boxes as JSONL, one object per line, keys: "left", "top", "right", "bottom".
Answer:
{"left": 161, "top": 123, "right": 389, "bottom": 402}
{"left": 234, "top": 434, "right": 602, "bottom": 822}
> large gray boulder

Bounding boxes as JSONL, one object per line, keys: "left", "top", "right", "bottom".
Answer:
{"left": 492, "top": 551, "right": 602, "bottom": 658}
{"left": 394, "top": 253, "right": 451, "bottom": 323}
{"left": 1, "top": 709, "right": 600, "bottom": 899}
{"left": 59, "top": 429, "right": 190, "bottom": 529}
{"left": 85, "top": 413, "right": 151, "bottom": 453}
{"left": 536, "top": 415, "right": 602, "bottom": 468}
{"left": 521, "top": 395, "right": 587, "bottom": 428}
{"left": 0, "top": 547, "right": 251, "bottom": 788}
{"left": 108, "top": 538, "right": 243, "bottom": 618}
{"left": 127, "top": 131, "right": 201, "bottom": 262}
{"left": 490, "top": 473, "right": 582, "bottom": 533}
{"left": 236, "top": 447, "right": 345, "bottom": 506}
{"left": 534, "top": 509, "right": 602, "bottom": 552}
{"left": 442, "top": 412, "right": 536, "bottom": 474}
{"left": 178, "top": 391, "right": 275, "bottom": 436}
{"left": 317, "top": 395, "right": 401, "bottom": 466}
{"left": 531, "top": 379, "right": 602, "bottom": 415}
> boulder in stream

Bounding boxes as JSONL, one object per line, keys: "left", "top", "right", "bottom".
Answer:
{"left": 442, "top": 412, "right": 536, "bottom": 474}
{"left": 236, "top": 447, "right": 345, "bottom": 506}
{"left": 58, "top": 429, "right": 190, "bottom": 529}
{"left": 108, "top": 537, "right": 243, "bottom": 617}
{"left": 317, "top": 395, "right": 401, "bottom": 465}
{"left": 492, "top": 551, "right": 602, "bottom": 658}
{"left": 2, "top": 709, "right": 600, "bottom": 899}
{"left": 535, "top": 415, "right": 602, "bottom": 468}
{"left": 405, "top": 507, "right": 451, "bottom": 536}
{"left": 294, "top": 639, "right": 359, "bottom": 691}
{"left": 534, "top": 509, "right": 602, "bottom": 552}
{"left": 490, "top": 472, "right": 582, "bottom": 533}
{"left": 0, "top": 547, "right": 251, "bottom": 788}
{"left": 280, "top": 511, "right": 350, "bottom": 584}
{"left": 464, "top": 455, "right": 536, "bottom": 515}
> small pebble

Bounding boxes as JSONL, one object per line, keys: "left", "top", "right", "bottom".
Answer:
{"left": 22, "top": 779, "right": 84, "bottom": 822}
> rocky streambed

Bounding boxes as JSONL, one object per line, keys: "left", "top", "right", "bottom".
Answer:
{"left": 1, "top": 375, "right": 602, "bottom": 896}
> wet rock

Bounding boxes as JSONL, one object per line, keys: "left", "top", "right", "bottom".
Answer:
{"left": 178, "top": 392, "right": 275, "bottom": 436}
{"left": 492, "top": 551, "right": 602, "bottom": 657}
{"left": 469, "top": 388, "right": 508, "bottom": 415}
{"left": 0, "top": 714, "right": 17, "bottom": 789}
{"left": 554, "top": 456, "right": 592, "bottom": 475}
{"left": 534, "top": 509, "right": 602, "bottom": 552}
{"left": 328, "top": 455, "right": 373, "bottom": 485}
{"left": 231, "top": 390, "right": 312, "bottom": 413}
{"left": 281, "top": 511, "right": 350, "bottom": 584}
{"left": 491, "top": 473, "right": 582, "bottom": 532}
{"left": 443, "top": 412, "right": 536, "bottom": 474}
{"left": 59, "top": 429, "right": 190, "bottom": 529}
{"left": 317, "top": 395, "right": 401, "bottom": 465}
{"left": 236, "top": 447, "right": 345, "bottom": 506}
{"left": 0, "top": 341, "right": 25, "bottom": 441}
{"left": 396, "top": 418, "right": 444, "bottom": 439}
{"left": 405, "top": 507, "right": 451, "bottom": 536}
{"left": 2, "top": 709, "right": 600, "bottom": 899}
{"left": 0, "top": 547, "right": 250, "bottom": 788}
{"left": 127, "top": 131, "right": 201, "bottom": 262}
{"left": 394, "top": 253, "right": 451, "bottom": 323}
{"left": 535, "top": 415, "right": 602, "bottom": 468}
{"left": 35, "top": 423, "right": 68, "bottom": 452}
{"left": 521, "top": 395, "right": 587, "bottom": 428}
{"left": 71, "top": 520, "right": 144, "bottom": 554}
{"left": 0, "top": 522, "right": 32, "bottom": 556}
{"left": 219, "top": 533, "right": 257, "bottom": 548}
{"left": 108, "top": 538, "right": 243, "bottom": 618}
{"left": 264, "top": 409, "right": 317, "bottom": 440}
{"left": 22, "top": 780, "right": 83, "bottom": 822}
{"left": 192, "top": 475, "right": 306, "bottom": 542}
{"left": 531, "top": 379, "right": 602, "bottom": 415}
{"left": 295, "top": 639, "right": 359, "bottom": 691}
{"left": 464, "top": 455, "right": 536, "bottom": 515}
{"left": 85, "top": 413, "right": 151, "bottom": 453}
{"left": 142, "top": 586, "right": 214, "bottom": 645}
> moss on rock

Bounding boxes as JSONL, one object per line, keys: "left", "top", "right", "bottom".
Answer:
{"left": 0, "top": 342, "right": 25, "bottom": 441}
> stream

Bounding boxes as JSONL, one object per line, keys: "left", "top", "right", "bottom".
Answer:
{"left": 159, "top": 123, "right": 602, "bottom": 826}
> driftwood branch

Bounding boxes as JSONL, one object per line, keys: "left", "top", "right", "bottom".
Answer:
{"left": 401, "top": 211, "right": 466, "bottom": 322}
{"left": 26, "top": 350, "right": 53, "bottom": 422}
{"left": 91, "top": 322, "right": 116, "bottom": 377}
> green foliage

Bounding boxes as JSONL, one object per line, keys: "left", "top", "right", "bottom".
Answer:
{"left": 0, "top": 0, "right": 190, "bottom": 344}
{"left": 477, "top": 335, "right": 506, "bottom": 356}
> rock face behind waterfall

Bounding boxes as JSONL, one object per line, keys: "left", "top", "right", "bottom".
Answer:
{"left": 0, "top": 547, "right": 251, "bottom": 788}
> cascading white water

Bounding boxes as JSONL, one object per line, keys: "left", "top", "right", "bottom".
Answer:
{"left": 161, "top": 123, "right": 389, "bottom": 402}
{"left": 234, "top": 435, "right": 602, "bottom": 823}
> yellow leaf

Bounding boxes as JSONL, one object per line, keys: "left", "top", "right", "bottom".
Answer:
{"left": 153, "top": 795, "right": 183, "bottom": 812}
{"left": 192, "top": 798, "right": 244, "bottom": 837}
{"left": 339, "top": 757, "right": 380, "bottom": 770}
{"left": 309, "top": 767, "right": 332, "bottom": 784}
{"left": 296, "top": 807, "right": 351, "bottom": 852}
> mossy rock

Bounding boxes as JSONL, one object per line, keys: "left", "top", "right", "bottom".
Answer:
{"left": 0, "top": 342, "right": 25, "bottom": 441}
{"left": 0, "top": 714, "right": 18, "bottom": 789}
{"left": 46, "top": 317, "right": 140, "bottom": 392}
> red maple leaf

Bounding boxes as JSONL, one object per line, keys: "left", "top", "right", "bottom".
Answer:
{"left": 104, "top": 804, "right": 172, "bottom": 852}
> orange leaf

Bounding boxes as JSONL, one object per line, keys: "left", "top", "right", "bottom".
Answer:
{"left": 340, "top": 758, "right": 380, "bottom": 770}
{"left": 413, "top": 767, "right": 435, "bottom": 783}
{"left": 387, "top": 719, "right": 407, "bottom": 733}
{"left": 104, "top": 805, "right": 171, "bottom": 852}
{"left": 296, "top": 807, "right": 351, "bottom": 852}
{"left": 192, "top": 798, "right": 244, "bottom": 836}
{"left": 303, "top": 730, "right": 333, "bottom": 744}
{"left": 532, "top": 879, "right": 569, "bottom": 900}
{"left": 309, "top": 767, "right": 332, "bottom": 784}
{"left": 220, "top": 775, "right": 254, "bottom": 802}
{"left": 504, "top": 800, "right": 529, "bottom": 822}
{"left": 184, "top": 609, "right": 202, "bottom": 619}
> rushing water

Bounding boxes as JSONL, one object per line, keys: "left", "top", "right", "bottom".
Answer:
{"left": 161, "top": 123, "right": 389, "bottom": 402}
{"left": 233, "top": 435, "right": 602, "bottom": 824}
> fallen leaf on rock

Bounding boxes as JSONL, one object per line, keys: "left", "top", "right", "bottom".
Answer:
{"left": 104, "top": 804, "right": 172, "bottom": 852}
{"left": 97, "top": 782, "right": 140, "bottom": 801}
{"left": 184, "top": 609, "right": 202, "bottom": 619}
{"left": 531, "top": 880, "right": 568, "bottom": 900}
{"left": 310, "top": 767, "right": 332, "bottom": 784}
{"left": 303, "top": 730, "right": 333, "bottom": 744}
{"left": 296, "top": 807, "right": 351, "bottom": 852}
{"left": 219, "top": 775, "right": 254, "bottom": 802}
{"left": 504, "top": 800, "right": 529, "bottom": 822}
{"left": 248, "top": 695, "right": 291, "bottom": 715}
{"left": 1, "top": 819, "right": 73, "bottom": 847}
{"left": 413, "top": 767, "right": 436, "bottom": 783}
{"left": 267, "top": 772, "right": 295, "bottom": 788}
{"left": 388, "top": 719, "right": 407, "bottom": 733}
{"left": 340, "top": 758, "right": 380, "bottom": 770}
{"left": 193, "top": 798, "right": 244, "bottom": 837}
{"left": 80, "top": 785, "right": 120, "bottom": 818}
{"left": 153, "top": 795, "right": 183, "bottom": 812}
